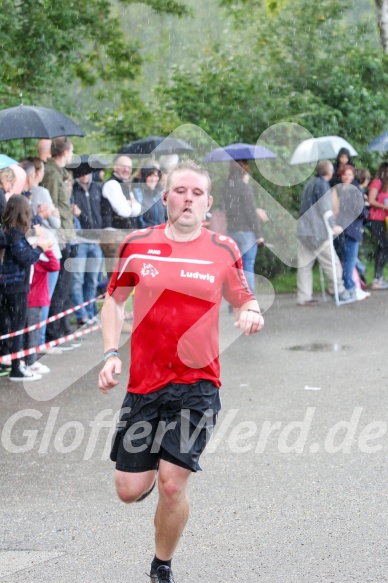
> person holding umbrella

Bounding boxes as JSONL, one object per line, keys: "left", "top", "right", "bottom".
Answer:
{"left": 222, "top": 160, "right": 264, "bottom": 296}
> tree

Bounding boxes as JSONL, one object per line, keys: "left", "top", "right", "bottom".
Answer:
{"left": 0, "top": 0, "right": 189, "bottom": 152}
{"left": 375, "top": 0, "right": 388, "bottom": 52}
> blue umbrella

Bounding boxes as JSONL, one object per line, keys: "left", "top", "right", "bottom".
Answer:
{"left": 0, "top": 154, "right": 17, "bottom": 170}
{"left": 365, "top": 131, "right": 388, "bottom": 152}
{"left": 203, "top": 142, "right": 276, "bottom": 163}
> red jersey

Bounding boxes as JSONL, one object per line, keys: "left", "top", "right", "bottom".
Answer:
{"left": 108, "top": 225, "right": 253, "bottom": 394}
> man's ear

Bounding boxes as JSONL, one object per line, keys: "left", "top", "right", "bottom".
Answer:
{"left": 207, "top": 195, "right": 213, "bottom": 212}
{"left": 162, "top": 191, "right": 168, "bottom": 205}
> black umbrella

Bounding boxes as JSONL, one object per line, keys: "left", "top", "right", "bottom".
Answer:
{"left": 119, "top": 135, "right": 194, "bottom": 156}
{"left": 67, "top": 154, "right": 108, "bottom": 179}
{"left": 0, "top": 104, "right": 84, "bottom": 141}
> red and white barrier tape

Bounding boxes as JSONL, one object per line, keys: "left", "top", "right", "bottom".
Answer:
{"left": 0, "top": 294, "right": 105, "bottom": 341}
{"left": 0, "top": 324, "right": 101, "bottom": 363}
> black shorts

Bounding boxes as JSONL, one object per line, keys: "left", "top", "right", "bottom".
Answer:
{"left": 111, "top": 380, "right": 221, "bottom": 473}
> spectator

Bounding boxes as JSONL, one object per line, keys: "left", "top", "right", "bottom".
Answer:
{"left": 368, "top": 162, "right": 388, "bottom": 290}
{"left": 19, "top": 159, "right": 36, "bottom": 199}
{"left": 332, "top": 165, "right": 369, "bottom": 301}
{"left": 37, "top": 139, "right": 52, "bottom": 163}
{"left": 132, "top": 165, "right": 167, "bottom": 228}
{"left": 296, "top": 160, "right": 350, "bottom": 305}
{"left": 9, "top": 164, "right": 27, "bottom": 196}
{"left": 41, "top": 137, "right": 77, "bottom": 341}
{"left": 222, "top": 160, "right": 263, "bottom": 296}
{"left": 29, "top": 157, "right": 62, "bottom": 345}
{"left": 101, "top": 154, "right": 141, "bottom": 230}
{"left": 330, "top": 147, "right": 355, "bottom": 187}
{"left": 0, "top": 167, "right": 16, "bottom": 223}
{"left": 25, "top": 221, "right": 60, "bottom": 374}
{"left": 353, "top": 168, "right": 371, "bottom": 287}
{"left": 72, "top": 170, "right": 103, "bottom": 325}
{"left": 0, "top": 195, "right": 53, "bottom": 381}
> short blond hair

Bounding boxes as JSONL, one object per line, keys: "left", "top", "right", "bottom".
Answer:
{"left": 0, "top": 167, "right": 16, "bottom": 188}
{"left": 166, "top": 160, "right": 211, "bottom": 195}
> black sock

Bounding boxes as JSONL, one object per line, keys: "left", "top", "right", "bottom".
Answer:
{"left": 151, "top": 556, "right": 172, "bottom": 571}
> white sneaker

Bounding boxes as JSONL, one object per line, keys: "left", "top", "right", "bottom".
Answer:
{"left": 28, "top": 362, "right": 51, "bottom": 374}
{"left": 87, "top": 316, "right": 100, "bottom": 325}
{"left": 371, "top": 277, "right": 388, "bottom": 290}
{"left": 355, "top": 288, "right": 371, "bottom": 301}
{"left": 9, "top": 368, "right": 42, "bottom": 382}
{"left": 40, "top": 347, "right": 63, "bottom": 355}
{"left": 2, "top": 354, "right": 11, "bottom": 365}
{"left": 59, "top": 343, "right": 75, "bottom": 351}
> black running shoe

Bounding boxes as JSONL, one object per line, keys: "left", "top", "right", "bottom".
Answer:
{"left": 136, "top": 478, "right": 156, "bottom": 502}
{"left": 150, "top": 565, "right": 175, "bottom": 582}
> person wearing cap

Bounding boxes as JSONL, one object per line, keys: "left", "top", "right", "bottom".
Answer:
{"left": 71, "top": 167, "right": 103, "bottom": 325}
{"left": 132, "top": 164, "right": 167, "bottom": 228}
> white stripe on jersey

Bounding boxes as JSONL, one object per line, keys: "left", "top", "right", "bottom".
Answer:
{"left": 117, "top": 254, "right": 214, "bottom": 280}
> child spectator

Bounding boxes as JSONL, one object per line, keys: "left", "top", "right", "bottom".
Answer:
{"left": 0, "top": 195, "right": 53, "bottom": 381}
{"left": 25, "top": 221, "right": 60, "bottom": 374}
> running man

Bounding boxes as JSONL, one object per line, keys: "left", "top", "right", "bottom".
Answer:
{"left": 98, "top": 160, "right": 264, "bottom": 582}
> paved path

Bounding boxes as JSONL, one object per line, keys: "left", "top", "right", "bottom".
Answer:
{"left": 1, "top": 293, "right": 387, "bottom": 582}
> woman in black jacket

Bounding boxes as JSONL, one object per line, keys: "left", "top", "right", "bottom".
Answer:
{"left": 0, "top": 195, "right": 52, "bottom": 381}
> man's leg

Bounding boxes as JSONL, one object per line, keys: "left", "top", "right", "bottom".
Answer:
{"left": 316, "top": 241, "right": 345, "bottom": 295}
{"left": 84, "top": 244, "right": 101, "bottom": 319}
{"left": 71, "top": 243, "right": 88, "bottom": 323}
{"left": 297, "top": 241, "right": 316, "bottom": 304}
{"left": 115, "top": 468, "right": 157, "bottom": 503}
{"left": 154, "top": 459, "right": 191, "bottom": 561}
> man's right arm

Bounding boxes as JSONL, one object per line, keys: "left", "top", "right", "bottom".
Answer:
{"left": 98, "top": 293, "right": 125, "bottom": 393}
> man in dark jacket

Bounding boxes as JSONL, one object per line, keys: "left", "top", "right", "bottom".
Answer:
{"left": 72, "top": 171, "right": 103, "bottom": 325}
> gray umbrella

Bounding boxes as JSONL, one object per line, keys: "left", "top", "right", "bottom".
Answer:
{"left": 0, "top": 104, "right": 84, "bottom": 141}
{"left": 365, "top": 131, "right": 388, "bottom": 152}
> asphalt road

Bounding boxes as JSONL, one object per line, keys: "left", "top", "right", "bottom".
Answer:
{"left": 1, "top": 293, "right": 387, "bottom": 582}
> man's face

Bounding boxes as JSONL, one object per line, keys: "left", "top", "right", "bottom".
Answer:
{"left": 64, "top": 144, "right": 74, "bottom": 166}
{"left": 114, "top": 156, "right": 133, "bottom": 181}
{"left": 25, "top": 170, "right": 36, "bottom": 192}
{"left": 165, "top": 170, "right": 212, "bottom": 231}
{"left": 79, "top": 173, "right": 91, "bottom": 185}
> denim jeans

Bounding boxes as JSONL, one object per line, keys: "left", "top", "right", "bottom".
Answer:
{"left": 40, "top": 270, "right": 60, "bottom": 344}
{"left": 228, "top": 231, "right": 258, "bottom": 295}
{"left": 337, "top": 234, "right": 359, "bottom": 290}
{"left": 71, "top": 243, "right": 102, "bottom": 321}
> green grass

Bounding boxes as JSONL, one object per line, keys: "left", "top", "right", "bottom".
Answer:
{"left": 269, "top": 261, "right": 382, "bottom": 293}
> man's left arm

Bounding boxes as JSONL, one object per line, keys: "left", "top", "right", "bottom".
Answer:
{"left": 234, "top": 300, "right": 264, "bottom": 336}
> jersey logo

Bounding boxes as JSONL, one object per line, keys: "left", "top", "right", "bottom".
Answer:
{"left": 140, "top": 263, "right": 159, "bottom": 278}
{"left": 147, "top": 249, "right": 161, "bottom": 255}
{"left": 180, "top": 269, "right": 215, "bottom": 283}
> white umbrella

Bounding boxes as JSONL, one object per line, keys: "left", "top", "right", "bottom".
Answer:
{"left": 290, "top": 136, "right": 358, "bottom": 165}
